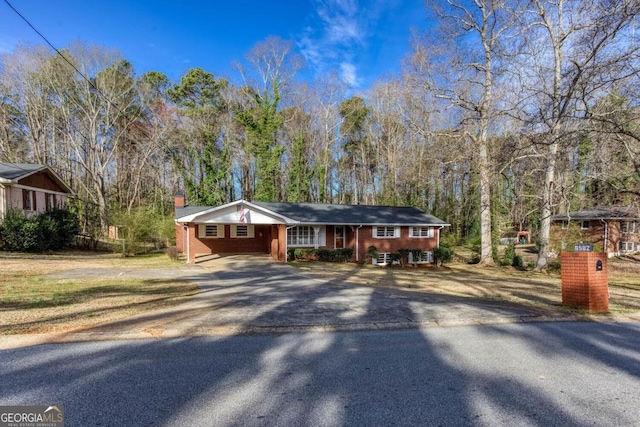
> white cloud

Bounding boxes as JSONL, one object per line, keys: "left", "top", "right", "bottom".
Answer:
{"left": 297, "top": 0, "right": 373, "bottom": 87}
{"left": 340, "top": 62, "right": 359, "bottom": 87}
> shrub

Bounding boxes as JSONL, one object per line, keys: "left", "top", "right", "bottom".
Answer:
{"left": 365, "top": 245, "right": 379, "bottom": 263}
{"left": 336, "top": 248, "right": 353, "bottom": 262}
{"left": 501, "top": 243, "right": 516, "bottom": 266}
{"left": 397, "top": 248, "right": 411, "bottom": 267}
{"left": 314, "top": 248, "right": 334, "bottom": 262}
{"left": 512, "top": 254, "right": 523, "bottom": 268}
{"left": 527, "top": 261, "right": 536, "bottom": 270}
{"left": 389, "top": 251, "right": 402, "bottom": 266}
{"left": 433, "top": 243, "right": 454, "bottom": 267}
{"left": 165, "top": 246, "right": 180, "bottom": 260}
{"left": 0, "top": 208, "right": 79, "bottom": 252}
{"left": 409, "top": 248, "right": 423, "bottom": 267}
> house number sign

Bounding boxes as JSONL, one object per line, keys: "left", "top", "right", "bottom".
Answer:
{"left": 574, "top": 243, "right": 593, "bottom": 252}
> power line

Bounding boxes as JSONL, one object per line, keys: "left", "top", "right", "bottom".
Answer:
{"left": 3, "top": 0, "right": 137, "bottom": 124}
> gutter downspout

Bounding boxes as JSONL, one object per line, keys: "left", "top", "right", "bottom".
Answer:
{"left": 355, "top": 225, "right": 363, "bottom": 262}
{"left": 185, "top": 224, "right": 190, "bottom": 264}
{"left": 600, "top": 219, "right": 608, "bottom": 256}
{"left": 436, "top": 226, "right": 445, "bottom": 248}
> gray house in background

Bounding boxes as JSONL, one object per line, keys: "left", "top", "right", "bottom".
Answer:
{"left": 0, "top": 162, "right": 73, "bottom": 218}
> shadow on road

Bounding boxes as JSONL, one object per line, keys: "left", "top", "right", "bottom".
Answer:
{"left": 1, "top": 257, "right": 639, "bottom": 425}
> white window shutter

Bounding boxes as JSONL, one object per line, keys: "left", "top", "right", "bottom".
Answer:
{"left": 395, "top": 227, "right": 400, "bottom": 237}
{"left": 408, "top": 252, "right": 414, "bottom": 264}
{"left": 230, "top": 225, "right": 237, "bottom": 238}
{"left": 198, "top": 225, "right": 205, "bottom": 238}
{"left": 217, "top": 225, "right": 225, "bottom": 238}
{"left": 319, "top": 226, "right": 326, "bottom": 246}
{"left": 247, "top": 225, "right": 255, "bottom": 238}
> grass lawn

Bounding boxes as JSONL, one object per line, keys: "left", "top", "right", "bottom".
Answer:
{"left": 0, "top": 251, "right": 199, "bottom": 334}
{"left": 290, "top": 258, "right": 640, "bottom": 315}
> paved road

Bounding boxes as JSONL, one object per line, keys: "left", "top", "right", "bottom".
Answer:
{"left": 33, "top": 255, "right": 580, "bottom": 343}
{"left": 1, "top": 322, "right": 639, "bottom": 426}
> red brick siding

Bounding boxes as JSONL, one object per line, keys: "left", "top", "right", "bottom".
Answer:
{"left": 560, "top": 252, "right": 608, "bottom": 312}
{"left": 357, "top": 226, "right": 438, "bottom": 263}
{"left": 552, "top": 219, "right": 640, "bottom": 254}
{"left": 183, "top": 224, "right": 272, "bottom": 263}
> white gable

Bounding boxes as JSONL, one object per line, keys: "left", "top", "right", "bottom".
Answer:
{"left": 196, "top": 204, "right": 282, "bottom": 224}
{"left": 179, "top": 200, "right": 295, "bottom": 224}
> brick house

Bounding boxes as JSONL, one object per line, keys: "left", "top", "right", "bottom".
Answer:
{"left": 551, "top": 206, "right": 640, "bottom": 256}
{"left": 0, "top": 162, "right": 73, "bottom": 218}
{"left": 175, "top": 196, "right": 450, "bottom": 264}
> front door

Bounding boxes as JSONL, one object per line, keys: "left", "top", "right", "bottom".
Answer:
{"left": 335, "top": 226, "right": 345, "bottom": 249}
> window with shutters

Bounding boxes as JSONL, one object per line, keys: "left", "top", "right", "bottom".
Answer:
{"left": 373, "top": 226, "right": 399, "bottom": 238}
{"left": 230, "top": 224, "right": 254, "bottom": 238}
{"left": 409, "top": 226, "right": 434, "bottom": 238}
{"left": 199, "top": 224, "right": 224, "bottom": 239}
{"left": 22, "top": 190, "right": 35, "bottom": 211}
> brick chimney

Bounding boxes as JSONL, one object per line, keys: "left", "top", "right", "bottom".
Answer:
{"left": 175, "top": 192, "right": 186, "bottom": 208}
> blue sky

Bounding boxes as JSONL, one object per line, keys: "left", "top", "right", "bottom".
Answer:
{"left": 1, "top": 0, "right": 431, "bottom": 89}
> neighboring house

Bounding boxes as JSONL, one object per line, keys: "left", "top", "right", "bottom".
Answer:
{"left": 174, "top": 195, "right": 450, "bottom": 264}
{"left": 551, "top": 206, "right": 640, "bottom": 256}
{"left": 0, "top": 162, "right": 73, "bottom": 218}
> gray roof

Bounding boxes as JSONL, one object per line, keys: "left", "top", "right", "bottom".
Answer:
{"left": 552, "top": 206, "right": 640, "bottom": 221}
{"left": 176, "top": 200, "right": 449, "bottom": 225}
{"left": 0, "top": 162, "right": 73, "bottom": 194}
{"left": 0, "top": 162, "right": 46, "bottom": 181}
{"left": 175, "top": 205, "right": 213, "bottom": 218}
{"left": 254, "top": 201, "right": 448, "bottom": 225}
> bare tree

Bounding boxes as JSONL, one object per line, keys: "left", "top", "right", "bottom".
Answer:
{"left": 511, "top": 0, "right": 640, "bottom": 268}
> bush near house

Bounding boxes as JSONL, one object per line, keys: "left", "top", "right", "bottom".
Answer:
{"left": 433, "top": 243, "right": 454, "bottom": 267}
{"left": 289, "top": 247, "right": 354, "bottom": 262}
{"left": 0, "top": 208, "right": 80, "bottom": 252}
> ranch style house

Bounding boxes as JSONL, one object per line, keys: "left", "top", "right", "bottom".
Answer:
{"left": 175, "top": 195, "right": 450, "bottom": 265}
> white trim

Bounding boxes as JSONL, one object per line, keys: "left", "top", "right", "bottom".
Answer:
{"left": 409, "top": 226, "right": 434, "bottom": 238}
{"left": 178, "top": 199, "right": 297, "bottom": 224}
{"left": 334, "top": 225, "right": 345, "bottom": 249}
{"left": 199, "top": 224, "right": 225, "bottom": 239}
{"left": 373, "top": 226, "right": 400, "bottom": 238}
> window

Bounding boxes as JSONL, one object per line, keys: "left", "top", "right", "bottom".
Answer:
{"left": 409, "top": 226, "right": 434, "bottom": 238}
{"left": 231, "top": 224, "right": 254, "bottom": 238}
{"left": 198, "top": 224, "right": 224, "bottom": 239}
{"left": 621, "top": 221, "right": 637, "bottom": 234}
{"left": 45, "top": 193, "right": 56, "bottom": 211}
{"left": 374, "top": 253, "right": 401, "bottom": 266}
{"left": 287, "top": 226, "right": 326, "bottom": 247}
{"left": 581, "top": 221, "right": 590, "bottom": 230}
{"left": 22, "top": 190, "right": 35, "bottom": 211}
{"left": 561, "top": 220, "right": 569, "bottom": 230}
{"left": 288, "top": 226, "right": 313, "bottom": 246}
{"left": 620, "top": 241, "right": 637, "bottom": 253}
{"left": 409, "top": 251, "right": 434, "bottom": 264}
{"left": 205, "top": 225, "right": 219, "bottom": 237}
{"left": 374, "top": 226, "right": 399, "bottom": 238}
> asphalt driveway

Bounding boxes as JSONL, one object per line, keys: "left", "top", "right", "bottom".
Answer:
{"left": 41, "top": 254, "right": 576, "bottom": 342}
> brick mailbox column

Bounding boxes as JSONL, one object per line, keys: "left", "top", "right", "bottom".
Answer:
{"left": 560, "top": 252, "right": 609, "bottom": 312}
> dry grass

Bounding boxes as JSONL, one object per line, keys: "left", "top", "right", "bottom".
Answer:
{"left": 291, "top": 258, "right": 640, "bottom": 314}
{"left": 0, "top": 251, "right": 199, "bottom": 334}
